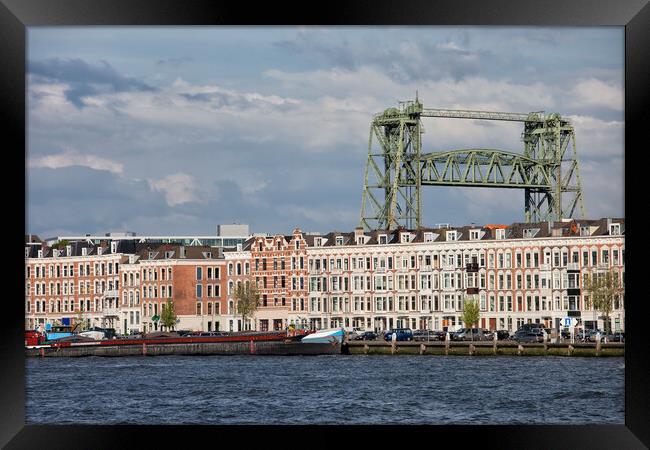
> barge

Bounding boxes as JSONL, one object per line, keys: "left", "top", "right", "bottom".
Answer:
{"left": 25, "top": 330, "right": 343, "bottom": 357}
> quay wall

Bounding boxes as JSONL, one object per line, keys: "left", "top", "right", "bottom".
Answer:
{"left": 342, "top": 341, "right": 624, "bottom": 357}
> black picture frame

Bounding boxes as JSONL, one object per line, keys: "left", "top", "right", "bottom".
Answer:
{"left": 2, "top": 0, "right": 648, "bottom": 448}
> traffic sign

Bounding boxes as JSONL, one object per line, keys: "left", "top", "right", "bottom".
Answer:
{"left": 562, "top": 317, "right": 578, "bottom": 328}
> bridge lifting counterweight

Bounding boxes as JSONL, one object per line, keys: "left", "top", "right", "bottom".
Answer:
{"left": 359, "top": 98, "right": 586, "bottom": 231}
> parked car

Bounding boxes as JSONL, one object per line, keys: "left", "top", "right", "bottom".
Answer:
{"left": 512, "top": 331, "right": 543, "bottom": 343}
{"left": 450, "top": 328, "right": 469, "bottom": 341}
{"left": 384, "top": 328, "right": 413, "bottom": 341}
{"left": 456, "top": 328, "right": 488, "bottom": 341}
{"left": 431, "top": 331, "right": 447, "bottom": 341}
{"left": 412, "top": 330, "right": 438, "bottom": 341}
{"left": 354, "top": 331, "right": 378, "bottom": 341}
{"left": 495, "top": 330, "right": 511, "bottom": 340}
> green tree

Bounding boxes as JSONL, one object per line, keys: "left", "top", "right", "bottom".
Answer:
{"left": 72, "top": 309, "right": 88, "bottom": 332}
{"left": 582, "top": 269, "right": 624, "bottom": 334}
{"left": 160, "top": 299, "right": 178, "bottom": 331}
{"left": 51, "top": 239, "right": 69, "bottom": 250}
{"left": 234, "top": 281, "right": 260, "bottom": 331}
{"left": 460, "top": 298, "right": 480, "bottom": 341}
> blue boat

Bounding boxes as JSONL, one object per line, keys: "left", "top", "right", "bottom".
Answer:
{"left": 44, "top": 325, "right": 77, "bottom": 341}
{"left": 300, "top": 328, "right": 345, "bottom": 344}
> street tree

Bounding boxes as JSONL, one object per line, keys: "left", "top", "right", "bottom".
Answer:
{"left": 461, "top": 298, "right": 481, "bottom": 341}
{"left": 234, "top": 281, "right": 260, "bottom": 331}
{"left": 582, "top": 269, "right": 624, "bottom": 334}
{"left": 160, "top": 299, "right": 178, "bottom": 331}
{"left": 72, "top": 309, "right": 88, "bottom": 332}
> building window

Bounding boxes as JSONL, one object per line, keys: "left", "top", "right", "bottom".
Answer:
{"left": 196, "top": 285, "right": 203, "bottom": 298}
{"left": 196, "top": 302, "right": 202, "bottom": 315}
{"left": 196, "top": 267, "right": 202, "bottom": 280}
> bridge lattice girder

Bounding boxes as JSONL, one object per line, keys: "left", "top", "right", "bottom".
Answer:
{"left": 399, "top": 149, "right": 555, "bottom": 189}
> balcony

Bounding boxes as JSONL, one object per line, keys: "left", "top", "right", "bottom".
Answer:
{"left": 540, "top": 264, "right": 551, "bottom": 272}
{"left": 102, "top": 308, "right": 120, "bottom": 317}
{"left": 567, "top": 263, "right": 580, "bottom": 271}
{"left": 420, "top": 265, "right": 432, "bottom": 272}
{"left": 466, "top": 263, "right": 479, "bottom": 272}
{"left": 102, "top": 289, "right": 119, "bottom": 298}
{"left": 466, "top": 287, "right": 479, "bottom": 295}
{"left": 375, "top": 267, "right": 386, "bottom": 273}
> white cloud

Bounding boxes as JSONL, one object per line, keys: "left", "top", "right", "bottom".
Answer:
{"left": 147, "top": 172, "right": 204, "bottom": 207}
{"left": 568, "top": 79, "right": 623, "bottom": 111}
{"left": 28, "top": 149, "right": 123, "bottom": 174}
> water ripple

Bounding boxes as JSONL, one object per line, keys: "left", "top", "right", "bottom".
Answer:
{"left": 26, "top": 355, "right": 624, "bottom": 425}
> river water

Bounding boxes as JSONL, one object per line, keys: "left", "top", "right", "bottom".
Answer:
{"left": 25, "top": 355, "right": 624, "bottom": 425}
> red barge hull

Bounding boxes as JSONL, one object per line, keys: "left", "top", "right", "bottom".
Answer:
{"left": 25, "top": 332, "right": 342, "bottom": 357}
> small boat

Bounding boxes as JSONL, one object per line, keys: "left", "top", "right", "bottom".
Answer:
{"left": 300, "top": 328, "right": 345, "bottom": 344}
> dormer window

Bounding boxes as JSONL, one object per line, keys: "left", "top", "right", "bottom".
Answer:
{"left": 315, "top": 238, "right": 322, "bottom": 247}
{"left": 82, "top": 247, "right": 88, "bottom": 256}
{"left": 66, "top": 245, "right": 72, "bottom": 256}
{"left": 401, "top": 233, "right": 411, "bottom": 243}
{"left": 25, "top": 247, "right": 30, "bottom": 258}
{"left": 523, "top": 228, "right": 538, "bottom": 238}
{"left": 165, "top": 251, "right": 174, "bottom": 259}
{"left": 496, "top": 229, "right": 506, "bottom": 240}
{"left": 609, "top": 223, "right": 621, "bottom": 235}
{"left": 379, "top": 235, "right": 387, "bottom": 245}
{"left": 356, "top": 236, "right": 365, "bottom": 245}
{"left": 424, "top": 232, "right": 434, "bottom": 243}
{"left": 335, "top": 236, "right": 344, "bottom": 246}
{"left": 580, "top": 226, "right": 591, "bottom": 237}
{"left": 295, "top": 240, "right": 300, "bottom": 250}
{"left": 38, "top": 249, "right": 43, "bottom": 258}
{"left": 204, "top": 252, "right": 212, "bottom": 259}
{"left": 470, "top": 230, "right": 480, "bottom": 240}
{"left": 148, "top": 252, "right": 156, "bottom": 260}
{"left": 111, "top": 242, "right": 117, "bottom": 253}
{"left": 446, "top": 231, "right": 458, "bottom": 241}
{"left": 97, "top": 247, "right": 103, "bottom": 256}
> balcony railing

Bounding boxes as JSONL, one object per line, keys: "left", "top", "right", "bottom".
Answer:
{"left": 540, "top": 264, "right": 551, "bottom": 272}
{"left": 102, "top": 308, "right": 120, "bottom": 317}
{"left": 466, "top": 263, "right": 479, "bottom": 272}
{"left": 466, "top": 287, "right": 479, "bottom": 295}
{"left": 567, "top": 262, "right": 580, "bottom": 271}
{"left": 102, "top": 289, "right": 119, "bottom": 298}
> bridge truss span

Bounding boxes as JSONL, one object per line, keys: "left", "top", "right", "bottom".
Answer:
{"left": 360, "top": 99, "right": 586, "bottom": 231}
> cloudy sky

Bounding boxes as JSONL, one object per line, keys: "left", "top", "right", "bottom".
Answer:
{"left": 27, "top": 27, "right": 624, "bottom": 237}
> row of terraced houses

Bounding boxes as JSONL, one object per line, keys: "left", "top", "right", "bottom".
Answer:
{"left": 25, "top": 217, "right": 625, "bottom": 335}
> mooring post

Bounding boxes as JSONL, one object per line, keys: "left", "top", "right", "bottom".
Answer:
{"left": 420, "top": 343, "right": 426, "bottom": 355}
{"left": 364, "top": 344, "right": 369, "bottom": 354}
{"left": 250, "top": 339, "right": 255, "bottom": 354}
{"left": 596, "top": 337, "right": 602, "bottom": 356}
{"left": 493, "top": 332, "right": 498, "bottom": 355}
{"left": 142, "top": 342, "right": 147, "bottom": 356}
{"left": 39, "top": 348, "right": 44, "bottom": 358}
{"left": 517, "top": 344, "right": 524, "bottom": 356}
{"left": 469, "top": 344, "right": 475, "bottom": 356}
{"left": 568, "top": 345, "right": 574, "bottom": 356}
{"left": 445, "top": 334, "right": 450, "bottom": 355}
{"left": 391, "top": 332, "right": 397, "bottom": 354}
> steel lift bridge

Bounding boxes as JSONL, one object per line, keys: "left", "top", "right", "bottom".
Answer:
{"left": 360, "top": 98, "right": 586, "bottom": 231}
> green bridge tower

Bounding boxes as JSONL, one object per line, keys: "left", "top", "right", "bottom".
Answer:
{"left": 360, "top": 98, "right": 586, "bottom": 231}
